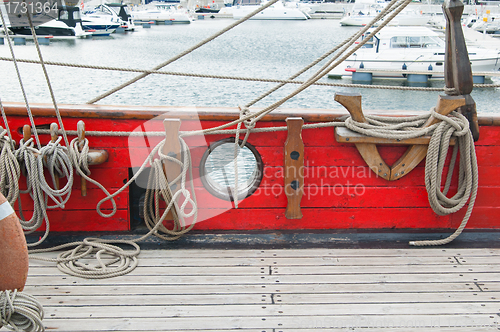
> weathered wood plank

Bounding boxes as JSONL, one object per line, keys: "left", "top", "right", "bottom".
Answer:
{"left": 22, "top": 282, "right": 480, "bottom": 296}
{"left": 25, "top": 272, "right": 500, "bottom": 285}
{"left": 38, "top": 314, "right": 498, "bottom": 331}
{"left": 27, "top": 255, "right": 459, "bottom": 268}
{"left": 38, "top": 291, "right": 499, "bottom": 307}
{"left": 27, "top": 263, "right": 500, "bottom": 276}
{"left": 42, "top": 303, "right": 500, "bottom": 319}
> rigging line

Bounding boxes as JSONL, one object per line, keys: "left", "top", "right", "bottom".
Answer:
{"left": 26, "top": 10, "right": 70, "bottom": 148}
{"left": 203, "top": 0, "right": 411, "bottom": 135}
{"left": 86, "top": 0, "right": 281, "bottom": 105}
{"left": 245, "top": 0, "right": 409, "bottom": 128}
{"left": 0, "top": 5, "right": 41, "bottom": 149}
{"left": 243, "top": 0, "right": 406, "bottom": 109}
{"left": 0, "top": 97, "right": 14, "bottom": 144}
{"left": 0, "top": 56, "right": 451, "bottom": 91}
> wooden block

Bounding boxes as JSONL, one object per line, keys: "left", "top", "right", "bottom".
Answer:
{"left": 284, "top": 117, "right": 304, "bottom": 219}
{"left": 162, "top": 119, "right": 182, "bottom": 220}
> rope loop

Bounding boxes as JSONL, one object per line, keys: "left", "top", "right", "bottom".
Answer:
{"left": 143, "top": 138, "right": 197, "bottom": 240}
{"left": 38, "top": 136, "right": 74, "bottom": 209}
{"left": 0, "top": 290, "right": 44, "bottom": 332}
{"left": 0, "top": 128, "right": 21, "bottom": 205}
{"left": 69, "top": 137, "right": 91, "bottom": 176}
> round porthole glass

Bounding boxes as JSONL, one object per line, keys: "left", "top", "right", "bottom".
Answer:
{"left": 199, "top": 138, "right": 263, "bottom": 201}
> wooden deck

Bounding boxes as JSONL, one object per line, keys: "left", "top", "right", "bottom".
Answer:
{"left": 18, "top": 248, "right": 500, "bottom": 331}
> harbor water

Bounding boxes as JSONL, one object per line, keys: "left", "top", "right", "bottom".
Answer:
{"left": 1, "top": 18, "right": 499, "bottom": 113}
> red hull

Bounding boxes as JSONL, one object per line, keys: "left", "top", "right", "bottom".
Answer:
{"left": 4, "top": 102, "right": 500, "bottom": 233}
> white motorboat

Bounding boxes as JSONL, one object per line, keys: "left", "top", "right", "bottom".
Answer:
{"left": 329, "top": 26, "right": 500, "bottom": 80}
{"left": 339, "top": 0, "right": 430, "bottom": 27}
{"left": 81, "top": 11, "right": 121, "bottom": 36}
{"left": 8, "top": 6, "right": 89, "bottom": 39}
{"left": 231, "top": 0, "right": 310, "bottom": 20}
{"left": 130, "top": 2, "right": 192, "bottom": 24}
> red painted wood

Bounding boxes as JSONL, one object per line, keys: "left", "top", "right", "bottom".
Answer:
{"left": 5, "top": 112, "right": 500, "bottom": 232}
{"left": 29, "top": 209, "right": 129, "bottom": 232}
{"left": 186, "top": 207, "right": 451, "bottom": 230}
{"left": 16, "top": 189, "right": 128, "bottom": 212}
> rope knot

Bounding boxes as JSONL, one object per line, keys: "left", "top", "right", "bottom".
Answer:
{"left": 239, "top": 106, "right": 256, "bottom": 131}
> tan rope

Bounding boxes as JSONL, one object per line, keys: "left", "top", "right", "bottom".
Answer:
{"left": 345, "top": 110, "right": 478, "bottom": 245}
{"left": 0, "top": 56, "right": 458, "bottom": 92}
{"left": 29, "top": 137, "right": 198, "bottom": 277}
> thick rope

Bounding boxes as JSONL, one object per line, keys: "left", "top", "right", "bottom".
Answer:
{"left": 14, "top": 138, "right": 51, "bottom": 247}
{"left": 2, "top": 56, "right": 497, "bottom": 91}
{"left": 413, "top": 111, "right": 478, "bottom": 246}
{"left": 0, "top": 128, "right": 21, "bottom": 205}
{"left": 38, "top": 137, "right": 74, "bottom": 209}
{"left": 29, "top": 137, "right": 198, "bottom": 278}
{"left": 0, "top": 290, "right": 44, "bottom": 332}
{"left": 345, "top": 109, "right": 478, "bottom": 245}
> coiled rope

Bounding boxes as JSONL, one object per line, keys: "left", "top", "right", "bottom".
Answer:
{"left": 0, "top": 290, "right": 44, "bottom": 332}
{"left": 345, "top": 109, "right": 478, "bottom": 245}
{"left": 29, "top": 136, "right": 198, "bottom": 278}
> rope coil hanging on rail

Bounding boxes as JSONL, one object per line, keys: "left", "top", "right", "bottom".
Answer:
{"left": 345, "top": 109, "right": 478, "bottom": 246}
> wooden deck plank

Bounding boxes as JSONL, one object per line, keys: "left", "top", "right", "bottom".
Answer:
{"left": 38, "top": 315, "right": 498, "bottom": 330}
{"left": 37, "top": 291, "right": 500, "bottom": 306}
{"left": 25, "top": 272, "right": 500, "bottom": 285}
{"left": 26, "top": 263, "right": 500, "bottom": 276}
{"left": 41, "top": 303, "right": 500, "bottom": 319}
{"left": 22, "top": 282, "right": 481, "bottom": 296}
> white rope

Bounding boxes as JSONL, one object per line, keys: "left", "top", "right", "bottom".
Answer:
{"left": 14, "top": 138, "right": 51, "bottom": 247}
{"left": 0, "top": 290, "right": 44, "bottom": 332}
{"left": 38, "top": 137, "right": 74, "bottom": 209}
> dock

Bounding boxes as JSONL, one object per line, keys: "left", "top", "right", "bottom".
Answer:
{"left": 23, "top": 246, "right": 500, "bottom": 331}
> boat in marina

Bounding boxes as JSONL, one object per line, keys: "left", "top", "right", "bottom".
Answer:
{"left": 1, "top": 0, "right": 500, "bottom": 330}
{"left": 339, "top": 0, "right": 430, "bottom": 26}
{"left": 81, "top": 12, "right": 121, "bottom": 36}
{"left": 328, "top": 26, "right": 500, "bottom": 80}
{"left": 130, "top": 2, "right": 192, "bottom": 24}
{"left": 231, "top": 0, "right": 310, "bottom": 20}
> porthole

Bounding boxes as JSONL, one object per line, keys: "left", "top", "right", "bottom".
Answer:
{"left": 199, "top": 138, "right": 263, "bottom": 201}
